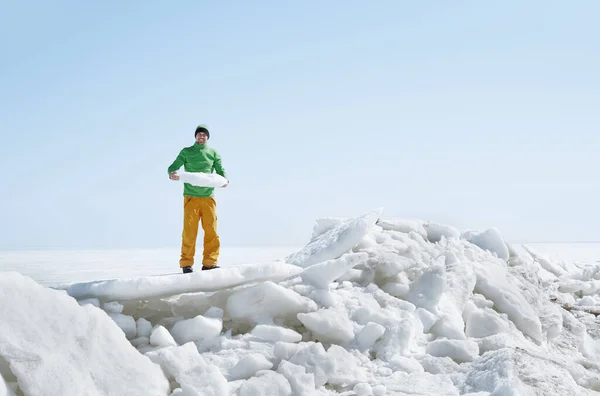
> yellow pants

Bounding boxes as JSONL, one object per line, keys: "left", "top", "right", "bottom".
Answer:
{"left": 180, "top": 196, "right": 220, "bottom": 268}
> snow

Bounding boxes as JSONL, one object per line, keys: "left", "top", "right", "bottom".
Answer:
{"left": 177, "top": 170, "right": 228, "bottom": 188}
{"left": 146, "top": 342, "right": 229, "bottom": 395}
{"left": 170, "top": 314, "right": 223, "bottom": 345}
{"left": 299, "top": 252, "right": 368, "bottom": 289}
{"left": 226, "top": 281, "right": 318, "bottom": 325}
{"left": 251, "top": 325, "right": 303, "bottom": 343}
{"left": 229, "top": 354, "right": 273, "bottom": 380}
{"left": 109, "top": 313, "right": 137, "bottom": 339}
{"left": 137, "top": 317, "right": 153, "bottom": 338}
{"left": 425, "top": 338, "right": 480, "bottom": 363}
{"left": 284, "top": 208, "right": 382, "bottom": 268}
{"left": 462, "top": 227, "right": 510, "bottom": 261}
{"left": 3, "top": 209, "right": 600, "bottom": 395}
{"left": 150, "top": 326, "right": 178, "bottom": 348}
{"left": 423, "top": 221, "right": 461, "bottom": 243}
{"left": 0, "top": 272, "right": 170, "bottom": 396}
{"left": 473, "top": 261, "right": 543, "bottom": 343}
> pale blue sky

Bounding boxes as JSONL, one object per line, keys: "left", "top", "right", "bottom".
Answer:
{"left": 1, "top": 1, "right": 599, "bottom": 250}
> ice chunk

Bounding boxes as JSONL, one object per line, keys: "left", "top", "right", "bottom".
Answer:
{"left": 276, "top": 360, "right": 316, "bottom": 395}
{"left": 388, "top": 355, "right": 424, "bottom": 373}
{"left": 475, "top": 334, "right": 516, "bottom": 354}
{"left": 376, "top": 218, "right": 428, "bottom": 239}
{"left": 465, "top": 307, "right": 510, "bottom": 338}
{"left": 237, "top": 370, "right": 292, "bottom": 396}
{"left": 59, "top": 262, "right": 303, "bottom": 301}
{"left": 407, "top": 265, "right": 446, "bottom": 313}
{"left": 428, "top": 257, "right": 476, "bottom": 340}
{"left": 423, "top": 221, "right": 460, "bottom": 243}
{"left": 462, "top": 228, "right": 509, "bottom": 261}
{"left": 461, "top": 348, "right": 525, "bottom": 395}
{"left": 370, "top": 252, "right": 415, "bottom": 279}
{"left": 78, "top": 298, "right": 100, "bottom": 307}
{"left": 355, "top": 322, "right": 386, "bottom": 350}
{"left": 103, "top": 301, "right": 124, "bottom": 314}
{"left": 311, "top": 217, "right": 347, "bottom": 239}
{"left": 285, "top": 209, "right": 382, "bottom": 268}
{"left": 381, "top": 282, "right": 410, "bottom": 299}
{"left": 230, "top": 354, "right": 273, "bottom": 380}
{"left": 0, "top": 272, "right": 170, "bottom": 396}
{"left": 353, "top": 383, "right": 373, "bottom": 396}
{"left": 297, "top": 308, "right": 355, "bottom": 344}
{"left": 373, "top": 318, "right": 420, "bottom": 361}
{"left": 472, "top": 293, "right": 495, "bottom": 309}
{"left": 108, "top": 313, "right": 137, "bottom": 339}
{"left": 275, "top": 342, "right": 333, "bottom": 387}
{"left": 137, "top": 318, "right": 153, "bottom": 338}
{"left": 251, "top": 325, "right": 302, "bottom": 343}
{"left": 177, "top": 170, "right": 228, "bottom": 188}
{"left": 146, "top": 342, "right": 228, "bottom": 395}
{"left": 227, "top": 281, "right": 317, "bottom": 324}
{"left": 150, "top": 325, "right": 177, "bottom": 348}
{"left": 309, "top": 289, "right": 341, "bottom": 308}
{"left": 474, "top": 261, "right": 543, "bottom": 342}
{"left": 522, "top": 245, "right": 568, "bottom": 277}
{"left": 326, "top": 345, "right": 369, "bottom": 386}
{"left": 416, "top": 308, "right": 439, "bottom": 333}
{"left": 170, "top": 315, "right": 222, "bottom": 344}
{"left": 425, "top": 339, "right": 479, "bottom": 363}
{"left": 300, "top": 252, "right": 368, "bottom": 289}
{"left": 417, "top": 354, "right": 461, "bottom": 375}
{"left": 203, "top": 307, "right": 224, "bottom": 319}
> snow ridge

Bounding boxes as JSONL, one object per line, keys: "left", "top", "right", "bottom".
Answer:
{"left": 2, "top": 209, "right": 600, "bottom": 395}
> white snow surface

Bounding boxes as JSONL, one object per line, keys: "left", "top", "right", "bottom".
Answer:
{"left": 2, "top": 209, "right": 600, "bottom": 395}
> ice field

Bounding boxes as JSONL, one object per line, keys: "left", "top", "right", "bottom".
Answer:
{"left": 2, "top": 209, "right": 600, "bottom": 395}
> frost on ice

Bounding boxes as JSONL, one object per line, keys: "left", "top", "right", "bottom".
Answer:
{"left": 3, "top": 208, "right": 600, "bottom": 395}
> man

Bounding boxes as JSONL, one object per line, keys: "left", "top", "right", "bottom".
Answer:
{"left": 168, "top": 124, "right": 228, "bottom": 273}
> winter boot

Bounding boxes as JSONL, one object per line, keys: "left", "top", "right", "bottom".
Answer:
{"left": 182, "top": 266, "right": 193, "bottom": 274}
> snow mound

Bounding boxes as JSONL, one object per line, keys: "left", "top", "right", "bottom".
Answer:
{"left": 0, "top": 272, "right": 169, "bottom": 396}
{"left": 4, "top": 208, "right": 600, "bottom": 395}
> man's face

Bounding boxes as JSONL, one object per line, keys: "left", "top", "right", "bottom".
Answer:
{"left": 195, "top": 132, "right": 208, "bottom": 145}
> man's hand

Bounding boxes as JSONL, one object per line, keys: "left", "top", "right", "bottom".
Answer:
{"left": 222, "top": 180, "right": 229, "bottom": 188}
{"left": 169, "top": 172, "right": 180, "bottom": 181}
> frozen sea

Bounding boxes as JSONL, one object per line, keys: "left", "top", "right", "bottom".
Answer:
{"left": 0, "top": 246, "right": 299, "bottom": 286}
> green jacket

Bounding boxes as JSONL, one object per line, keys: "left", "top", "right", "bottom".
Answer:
{"left": 168, "top": 143, "right": 227, "bottom": 197}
